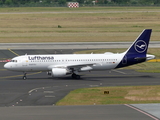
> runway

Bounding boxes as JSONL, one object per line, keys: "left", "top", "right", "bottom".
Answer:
{"left": 0, "top": 41, "right": 160, "bottom": 49}
{"left": 0, "top": 49, "right": 160, "bottom": 120}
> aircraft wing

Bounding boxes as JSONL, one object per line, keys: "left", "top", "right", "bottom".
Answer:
{"left": 67, "top": 63, "right": 95, "bottom": 71}
{"left": 67, "top": 63, "right": 94, "bottom": 67}
{"left": 48, "top": 63, "right": 95, "bottom": 71}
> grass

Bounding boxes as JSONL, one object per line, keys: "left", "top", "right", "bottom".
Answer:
{"left": 56, "top": 85, "right": 160, "bottom": 105}
{"left": 0, "top": 7, "right": 160, "bottom": 42}
{"left": 127, "top": 62, "right": 160, "bottom": 72}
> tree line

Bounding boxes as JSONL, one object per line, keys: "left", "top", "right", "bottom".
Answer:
{"left": 0, "top": 0, "right": 160, "bottom": 6}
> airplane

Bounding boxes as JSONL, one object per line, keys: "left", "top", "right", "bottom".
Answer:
{"left": 4, "top": 29, "right": 155, "bottom": 80}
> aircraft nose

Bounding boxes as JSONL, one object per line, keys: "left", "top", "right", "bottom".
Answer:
{"left": 4, "top": 63, "right": 10, "bottom": 69}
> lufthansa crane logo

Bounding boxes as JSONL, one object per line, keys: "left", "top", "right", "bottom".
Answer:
{"left": 134, "top": 40, "right": 147, "bottom": 53}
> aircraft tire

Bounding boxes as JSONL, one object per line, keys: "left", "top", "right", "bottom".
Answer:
{"left": 72, "top": 74, "right": 76, "bottom": 78}
{"left": 72, "top": 74, "right": 80, "bottom": 79}
{"left": 23, "top": 76, "right": 27, "bottom": 80}
{"left": 76, "top": 75, "right": 80, "bottom": 79}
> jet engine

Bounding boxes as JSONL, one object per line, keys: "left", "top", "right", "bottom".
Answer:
{"left": 51, "top": 68, "right": 69, "bottom": 77}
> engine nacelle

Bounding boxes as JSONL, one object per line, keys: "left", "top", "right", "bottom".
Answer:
{"left": 52, "top": 68, "right": 68, "bottom": 77}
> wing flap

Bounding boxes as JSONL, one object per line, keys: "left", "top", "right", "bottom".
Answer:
{"left": 48, "top": 63, "right": 94, "bottom": 71}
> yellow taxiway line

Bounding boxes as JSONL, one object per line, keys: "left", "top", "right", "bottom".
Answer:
{"left": 7, "top": 49, "right": 19, "bottom": 56}
{"left": 0, "top": 69, "right": 7, "bottom": 71}
{"left": 148, "top": 59, "right": 160, "bottom": 62}
{"left": 0, "top": 71, "right": 42, "bottom": 79}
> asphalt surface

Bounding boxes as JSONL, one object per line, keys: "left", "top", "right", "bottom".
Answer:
{"left": 0, "top": 105, "right": 158, "bottom": 120}
{"left": 0, "top": 49, "right": 160, "bottom": 120}
{"left": 0, "top": 42, "right": 160, "bottom": 49}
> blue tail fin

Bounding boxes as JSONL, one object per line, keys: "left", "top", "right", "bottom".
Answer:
{"left": 116, "top": 29, "right": 152, "bottom": 68}
{"left": 125, "top": 29, "right": 152, "bottom": 55}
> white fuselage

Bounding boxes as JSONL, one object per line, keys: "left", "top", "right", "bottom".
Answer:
{"left": 4, "top": 53, "right": 124, "bottom": 72}
{"left": 3, "top": 29, "right": 156, "bottom": 79}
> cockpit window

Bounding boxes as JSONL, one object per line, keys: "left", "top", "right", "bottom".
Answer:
{"left": 10, "top": 60, "right": 17, "bottom": 62}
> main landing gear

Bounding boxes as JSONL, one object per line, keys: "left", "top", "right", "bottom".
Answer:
{"left": 72, "top": 73, "right": 80, "bottom": 79}
{"left": 23, "top": 72, "right": 27, "bottom": 80}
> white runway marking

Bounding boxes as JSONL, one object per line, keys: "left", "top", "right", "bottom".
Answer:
{"left": 131, "top": 104, "right": 160, "bottom": 120}
{"left": 44, "top": 91, "right": 54, "bottom": 94}
{"left": 125, "top": 104, "right": 159, "bottom": 120}
{"left": 45, "top": 96, "right": 55, "bottom": 98}
{"left": 112, "top": 69, "right": 126, "bottom": 74}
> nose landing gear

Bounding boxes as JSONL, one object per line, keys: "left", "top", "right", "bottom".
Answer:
{"left": 23, "top": 72, "right": 27, "bottom": 80}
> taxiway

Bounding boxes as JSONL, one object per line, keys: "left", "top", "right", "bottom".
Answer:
{"left": 0, "top": 49, "right": 160, "bottom": 120}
